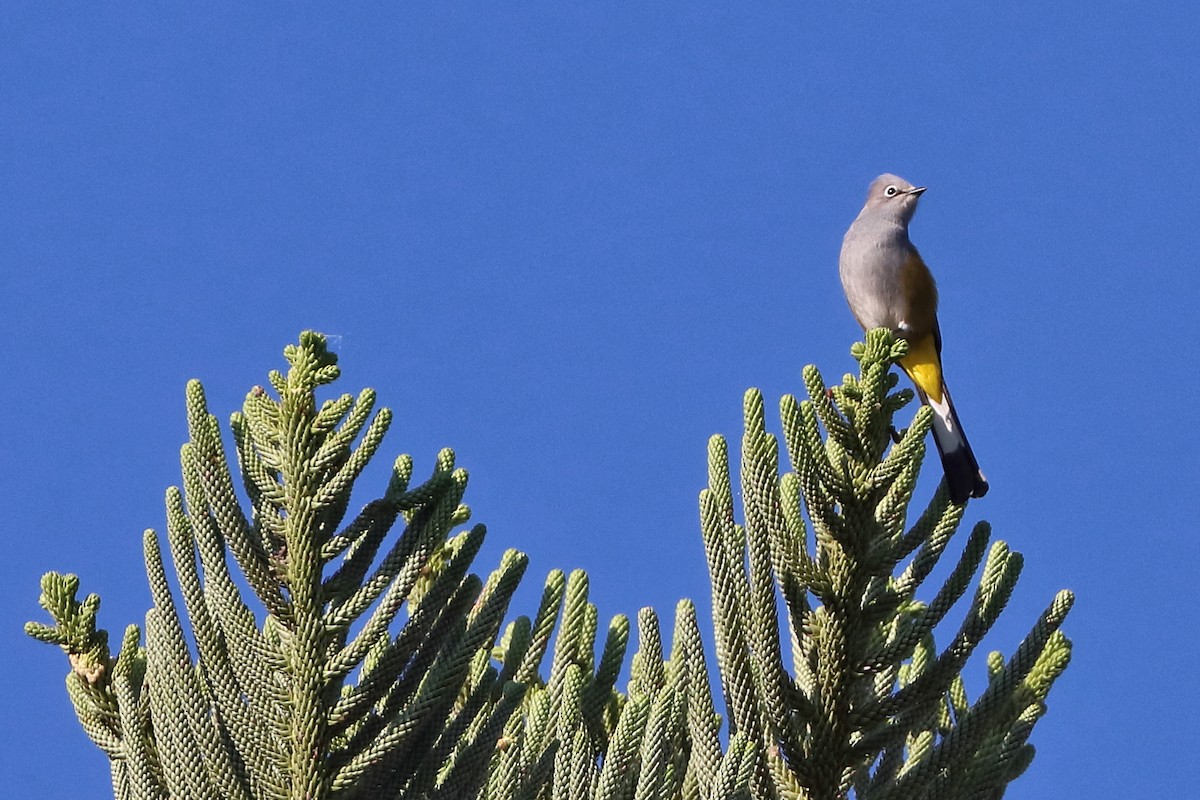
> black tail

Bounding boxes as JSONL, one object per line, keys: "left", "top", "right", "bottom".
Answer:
{"left": 917, "top": 383, "right": 989, "bottom": 504}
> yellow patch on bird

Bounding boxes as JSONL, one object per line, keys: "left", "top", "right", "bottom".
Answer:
{"left": 899, "top": 334, "right": 944, "bottom": 404}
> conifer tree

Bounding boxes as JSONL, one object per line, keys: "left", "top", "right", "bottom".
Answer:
{"left": 699, "top": 329, "right": 1073, "bottom": 799}
{"left": 28, "top": 329, "right": 1071, "bottom": 799}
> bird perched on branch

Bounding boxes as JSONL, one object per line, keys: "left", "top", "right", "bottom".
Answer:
{"left": 839, "top": 174, "right": 989, "bottom": 503}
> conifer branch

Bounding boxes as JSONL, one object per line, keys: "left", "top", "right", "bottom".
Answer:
{"left": 700, "top": 328, "right": 1073, "bottom": 800}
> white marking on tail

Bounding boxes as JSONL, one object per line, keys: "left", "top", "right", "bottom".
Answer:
{"left": 928, "top": 391, "right": 963, "bottom": 450}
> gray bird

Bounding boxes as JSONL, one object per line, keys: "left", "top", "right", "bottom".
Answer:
{"left": 839, "top": 174, "right": 988, "bottom": 503}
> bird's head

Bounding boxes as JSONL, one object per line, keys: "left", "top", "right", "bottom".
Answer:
{"left": 863, "top": 173, "right": 925, "bottom": 223}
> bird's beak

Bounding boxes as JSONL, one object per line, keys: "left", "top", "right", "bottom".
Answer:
{"left": 908, "top": 186, "right": 927, "bottom": 196}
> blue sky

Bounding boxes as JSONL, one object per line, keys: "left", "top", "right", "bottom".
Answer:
{"left": 3, "top": 5, "right": 1196, "bottom": 797}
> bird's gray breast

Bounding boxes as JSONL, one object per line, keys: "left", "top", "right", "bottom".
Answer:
{"left": 839, "top": 217, "right": 911, "bottom": 332}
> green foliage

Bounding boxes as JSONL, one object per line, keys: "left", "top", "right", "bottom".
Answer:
{"left": 699, "top": 329, "right": 1073, "bottom": 799}
{"left": 28, "top": 329, "right": 1071, "bottom": 800}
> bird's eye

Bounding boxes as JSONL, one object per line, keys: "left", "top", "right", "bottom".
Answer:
{"left": 885, "top": 185, "right": 899, "bottom": 197}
